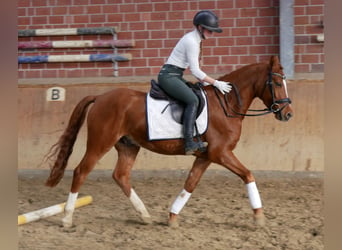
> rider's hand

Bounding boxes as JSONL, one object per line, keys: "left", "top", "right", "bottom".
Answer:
{"left": 213, "top": 80, "right": 232, "bottom": 94}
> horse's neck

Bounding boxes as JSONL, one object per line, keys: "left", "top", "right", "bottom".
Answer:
{"left": 220, "top": 63, "right": 268, "bottom": 114}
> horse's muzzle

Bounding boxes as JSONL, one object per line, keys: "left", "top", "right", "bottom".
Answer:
{"left": 276, "top": 109, "right": 293, "bottom": 122}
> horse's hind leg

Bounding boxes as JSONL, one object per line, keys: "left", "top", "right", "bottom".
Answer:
{"left": 62, "top": 148, "right": 106, "bottom": 227}
{"left": 112, "top": 138, "right": 152, "bottom": 224}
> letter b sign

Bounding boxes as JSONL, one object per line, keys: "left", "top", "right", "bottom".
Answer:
{"left": 46, "top": 87, "right": 65, "bottom": 101}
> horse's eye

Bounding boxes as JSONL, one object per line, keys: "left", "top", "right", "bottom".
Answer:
{"left": 275, "top": 82, "right": 282, "bottom": 87}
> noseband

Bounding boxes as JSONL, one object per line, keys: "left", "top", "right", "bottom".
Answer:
{"left": 214, "top": 71, "right": 292, "bottom": 117}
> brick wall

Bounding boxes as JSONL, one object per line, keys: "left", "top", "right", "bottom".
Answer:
{"left": 294, "top": 0, "right": 324, "bottom": 73}
{"left": 17, "top": 0, "right": 324, "bottom": 79}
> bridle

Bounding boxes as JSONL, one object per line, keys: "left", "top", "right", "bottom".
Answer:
{"left": 213, "top": 71, "right": 292, "bottom": 117}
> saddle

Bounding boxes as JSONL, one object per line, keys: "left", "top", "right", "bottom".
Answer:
{"left": 149, "top": 79, "right": 206, "bottom": 124}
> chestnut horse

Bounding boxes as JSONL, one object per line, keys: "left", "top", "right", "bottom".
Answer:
{"left": 45, "top": 55, "right": 292, "bottom": 228}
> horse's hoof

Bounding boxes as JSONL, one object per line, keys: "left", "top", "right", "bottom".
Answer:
{"left": 62, "top": 219, "right": 73, "bottom": 228}
{"left": 254, "top": 213, "right": 266, "bottom": 227}
{"left": 141, "top": 216, "right": 152, "bottom": 225}
{"left": 168, "top": 219, "right": 179, "bottom": 228}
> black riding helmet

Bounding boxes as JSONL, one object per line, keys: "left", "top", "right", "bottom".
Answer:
{"left": 193, "top": 10, "right": 222, "bottom": 33}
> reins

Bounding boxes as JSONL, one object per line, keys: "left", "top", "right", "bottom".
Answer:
{"left": 213, "top": 71, "right": 292, "bottom": 118}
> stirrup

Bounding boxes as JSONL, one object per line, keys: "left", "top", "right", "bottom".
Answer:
{"left": 185, "top": 140, "right": 208, "bottom": 155}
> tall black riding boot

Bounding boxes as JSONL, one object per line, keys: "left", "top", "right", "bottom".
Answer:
{"left": 183, "top": 103, "right": 208, "bottom": 155}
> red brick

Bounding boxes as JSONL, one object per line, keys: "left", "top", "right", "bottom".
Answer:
{"left": 236, "top": 37, "right": 253, "bottom": 46}
{"left": 236, "top": 0, "right": 253, "bottom": 8}
{"left": 306, "top": 44, "right": 323, "bottom": 54}
{"left": 217, "top": 1, "right": 233, "bottom": 9}
{"left": 36, "top": 7, "right": 51, "bottom": 16}
{"left": 143, "top": 49, "right": 159, "bottom": 58}
{"left": 295, "top": 16, "right": 309, "bottom": 25}
{"left": 253, "top": 0, "right": 274, "bottom": 8}
{"left": 131, "top": 58, "right": 147, "bottom": 67}
{"left": 68, "top": 7, "right": 83, "bottom": 15}
{"left": 232, "top": 27, "right": 249, "bottom": 36}
{"left": 141, "top": 13, "right": 151, "bottom": 21}
{"left": 108, "top": 14, "right": 123, "bottom": 22}
{"left": 31, "top": 0, "right": 47, "bottom": 7}
{"left": 240, "top": 55, "right": 258, "bottom": 64}
{"left": 236, "top": 18, "right": 253, "bottom": 27}
{"left": 250, "top": 46, "right": 267, "bottom": 54}
{"left": 151, "top": 12, "right": 167, "bottom": 21}
{"left": 137, "top": 3, "right": 153, "bottom": 12}
{"left": 168, "top": 30, "right": 185, "bottom": 39}
{"left": 221, "top": 9, "right": 239, "bottom": 18}
{"left": 129, "top": 22, "right": 146, "bottom": 31}
{"left": 146, "top": 40, "right": 163, "bottom": 49}
{"left": 135, "top": 67, "right": 151, "bottom": 76}
{"left": 294, "top": 25, "right": 305, "bottom": 35}
{"left": 301, "top": 54, "right": 319, "bottom": 63}
{"left": 18, "top": 17, "right": 31, "bottom": 26}
{"left": 259, "top": 8, "right": 278, "bottom": 17}
{"left": 168, "top": 12, "right": 185, "bottom": 20}
{"left": 32, "top": 16, "right": 48, "bottom": 25}
{"left": 151, "top": 30, "right": 167, "bottom": 39}
{"left": 74, "top": 15, "right": 89, "bottom": 24}
{"left": 239, "top": 8, "right": 258, "bottom": 18}
{"left": 119, "top": 4, "right": 136, "bottom": 13}
{"left": 119, "top": 67, "right": 134, "bottom": 77}
{"left": 90, "top": 14, "right": 106, "bottom": 23}
{"left": 134, "top": 31, "right": 149, "bottom": 40}
{"left": 306, "top": 6, "right": 324, "bottom": 15}
{"left": 267, "top": 45, "right": 279, "bottom": 54}
{"left": 199, "top": 1, "right": 217, "bottom": 10}
{"left": 218, "top": 37, "right": 234, "bottom": 46}
{"left": 230, "top": 46, "right": 248, "bottom": 55}
{"left": 147, "top": 21, "right": 164, "bottom": 30}
{"left": 148, "top": 58, "right": 164, "bottom": 67}
{"left": 296, "top": 0, "right": 310, "bottom": 5}
{"left": 311, "top": 64, "right": 324, "bottom": 72}
{"left": 42, "top": 70, "right": 58, "bottom": 78}
{"left": 86, "top": 5, "right": 102, "bottom": 14}
{"left": 49, "top": 16, "right": 64, "bottom": 24}
{"left": 172, "top": 2, "right": 188, "bottom": 11}
{"left": 100, "top": 68, "right": 115, "bottom": 77}
{"left": 154, "top": 3, "right": 171, "bottom": 12}
{"left": 258, "top": 26, "right": 277, "bottom": 36}
{"left": 102, "top": 4, "right": 119, "bottom": 14}
{"left": 310, "top": 0, "right": 324, "bottom": 4}
{"left": 26, "top": 70, "right": 42, "bottom": 78}
{"left": 294, "top": 6, "right": 305, "bottom": 15}
{"left": 295, "top": 64, "right": 310, "bottom": 73}
{"left": 52, "top": 7, "right": 67, "bottom": 15}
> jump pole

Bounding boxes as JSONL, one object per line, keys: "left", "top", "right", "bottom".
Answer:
{"left": 18, "top": 195, "right": 93, "bottom": 225}
{"left": 18, "top": 53, "right": 132, "bottom": 63}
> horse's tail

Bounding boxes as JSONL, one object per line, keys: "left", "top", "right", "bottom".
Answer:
{"left": 45, "top": 95, "right": 96, "bottom": 187}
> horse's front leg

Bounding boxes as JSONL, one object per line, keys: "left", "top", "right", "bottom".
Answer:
{"left": 212, "top": 150, "right": 265, "bottom": 226}
{"left": 168, "top": 157, "right": 211, "bottom": 227}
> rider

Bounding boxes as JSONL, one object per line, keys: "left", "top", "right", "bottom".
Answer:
{"left": 158, "top": 10, "right": 232, "bottom": 155}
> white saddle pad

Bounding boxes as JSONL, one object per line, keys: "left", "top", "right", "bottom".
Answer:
{"left": 146, "top": 90, "right": 208, "bottom": 141}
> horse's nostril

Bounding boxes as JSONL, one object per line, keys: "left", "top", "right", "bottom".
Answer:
{"left": 286, "top": 112, "right": 293, "bottom": 120}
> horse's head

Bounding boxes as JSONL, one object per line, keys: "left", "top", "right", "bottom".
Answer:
{"left": 258, "top": 56, "right": 293, "bottom": 121}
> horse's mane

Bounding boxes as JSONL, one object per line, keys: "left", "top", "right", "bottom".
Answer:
{"left": 217, "top": 62, "right": 269, "bottom": 84}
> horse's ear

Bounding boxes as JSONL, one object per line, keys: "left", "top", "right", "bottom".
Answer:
{"left": 269, "top": 55, "right": 280, "bottom": 68}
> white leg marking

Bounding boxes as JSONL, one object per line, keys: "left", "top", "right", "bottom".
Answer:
{"left": 62, "top": 192, "right": 78, "bottom": 227}
{"left": 283, "top": 79, "right": 289, "bottom": 97}
{"left": 129, "top": 188, "right": 151, "bottom": 219}
{"left": 246, "top": 182, "right": 262, "bottom": 209}
{"left": 170, "top": 189, "right": 192, "bottom": 214}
